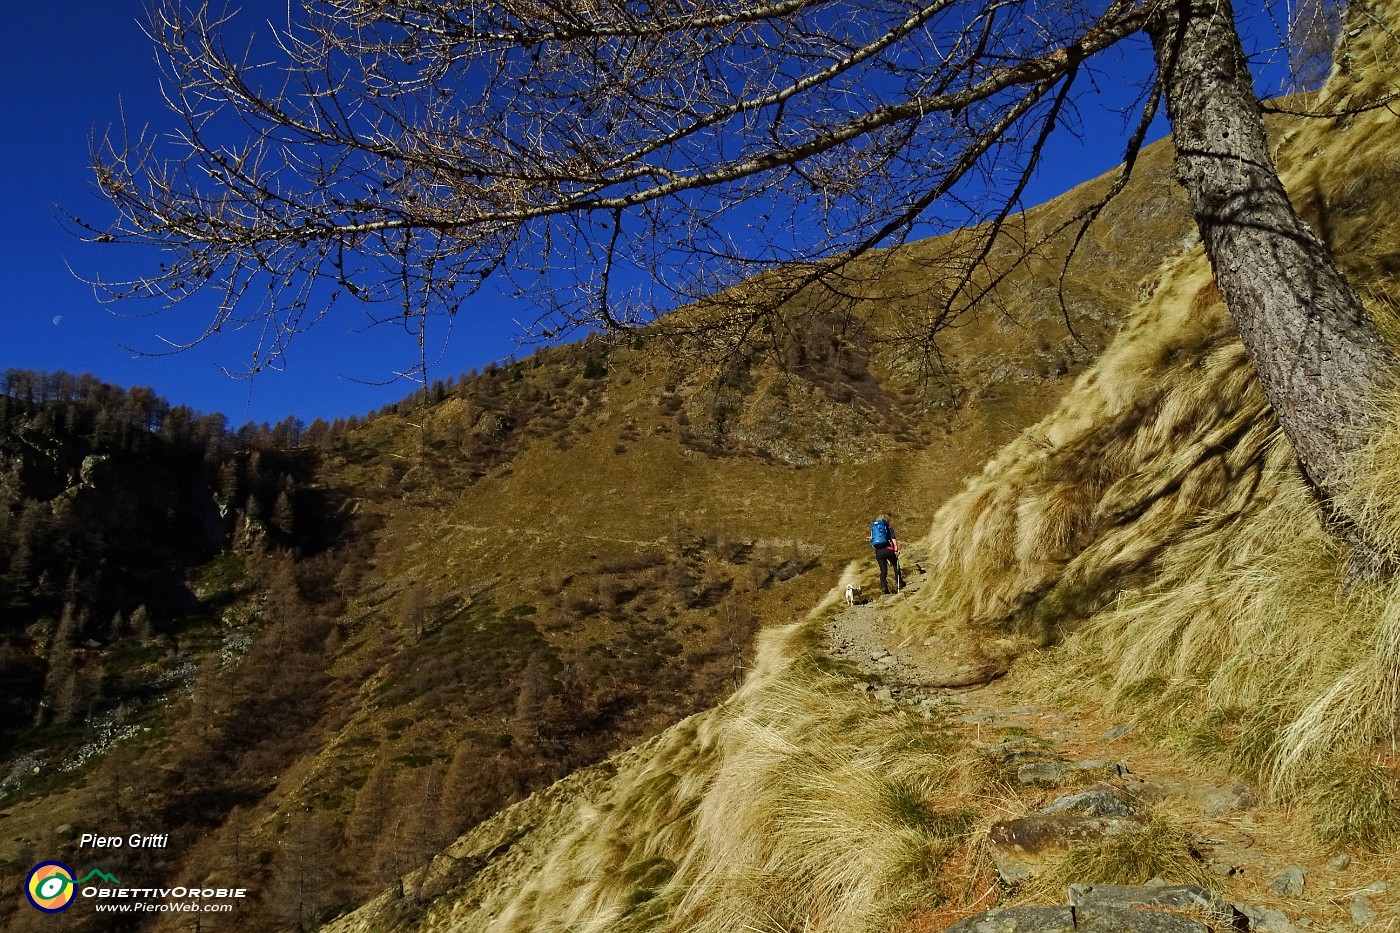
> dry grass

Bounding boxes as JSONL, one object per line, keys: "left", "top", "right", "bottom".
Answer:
{"left": 1027, "top": 812, "right": 1217, "bottom": 898}
{"left": 311, "top": 15, "right": 1400, "bottom": 933}
{"left": 594, "top": 623, "right": 978, "bottom": 932}
{"left": 1012, "top": 320, "right": 1400, "bottom": 844}
{"left": 889, "top": 30, "right": 1400, "bottom": 846}
{"left": 1340, "top": 388, "right": 1400, "bottom": 559}
{"left": 663, "top": 633, "right": 970, "bottom": 933}
{"left": 327, "top": 618, "right": 994, "bottom": 933}
{"left": 892, "top": 263, "right": 1269, "bottom": 645}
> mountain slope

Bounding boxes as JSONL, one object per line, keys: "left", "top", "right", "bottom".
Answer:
{"left": 0, "top": 113, "right": 1198, "bottom": 933}
{"left": 319, "top": 25, "right": 1400, "bottom": 933}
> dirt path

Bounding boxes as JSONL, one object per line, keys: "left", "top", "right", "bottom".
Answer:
{"left": 821, "top": 569, "right": 1397, "bottom": 932}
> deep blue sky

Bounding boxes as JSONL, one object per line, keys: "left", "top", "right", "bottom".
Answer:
{"left": 0, "top": 3, "right": 1292, "bottom": 426}
{"left": 1, "top": 1, "right": 529, "bottom": 426}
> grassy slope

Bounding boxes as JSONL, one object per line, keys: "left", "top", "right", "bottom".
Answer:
{"left": 898, "top": 24, "right": 1400, "bottom": 835}
{"left": 266, "top": 106, "right": 1197, "bottom": 921}
{"left": 0, "top": 90, "right": 1192, "bottom": 933}
{"left": 324, "top": 22, "right": 1400, "bottom": 933}
{"left": 323, "top": 619, "right": 983, "bottom": 933}
{"left": 313, "top": 99, "right": 1216, "bottom": 933}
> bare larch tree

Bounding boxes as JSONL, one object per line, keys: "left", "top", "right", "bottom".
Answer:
{"left": 81, "top": 0, "right": 1397, "bottom": 559}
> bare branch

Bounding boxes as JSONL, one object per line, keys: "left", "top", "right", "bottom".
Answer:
{"left": 78, "top": 0, "right": 1168, "bottom": 374}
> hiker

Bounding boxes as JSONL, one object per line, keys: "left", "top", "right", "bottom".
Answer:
{"left": 871, "top": 514, "right": 902, "bottom": 594}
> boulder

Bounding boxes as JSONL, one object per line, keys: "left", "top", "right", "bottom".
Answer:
{"left": 1067, "top": 883, "right": 1241, "bottom": 929}
{"left": 1198, "top": 782, "right": 1257, "bottom": 817}
{"left": 1077, "top": 908, "right": 1209, "bottom": 932}
{"left": 1041, "top": 788, "right": 1140, "bottom": 818}
{"left": 987, "top": 814, "right": 1146, "bottom": 883}
{"left": 1350, "top": 894, "right": 1375, "bottom": 926}
{"left": 924, "top": 655, "right": 1010, "bottom": 687}
{"left": 1238, "top": 902, "right": 1300, "bottom": 932}
{"left": 946, "top": 906, "right": 1078, "bottom": 932}
{"left": 1018, "top": 762, "right": 1072, "bottom": 786}
{"left": 947, "top": 904, "right": 1209, "bottom": 932}
{"left": 986, "top": 739, "right": 1060, "bottom": 766}
{"left": 1016, "top": 760, "right": 1127, "bottom": 788}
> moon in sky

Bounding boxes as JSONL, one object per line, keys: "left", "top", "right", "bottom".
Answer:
{"left": 52, "top": 315, "right": 63, "bottom": 326}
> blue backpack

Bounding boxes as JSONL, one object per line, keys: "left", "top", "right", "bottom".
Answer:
{"left": 871, "top": 519, "right": 891, "bottom": 548}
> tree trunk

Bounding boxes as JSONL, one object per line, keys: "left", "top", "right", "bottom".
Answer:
{"left": 1147, "top": 0, "right": 1400, "bottom": 562}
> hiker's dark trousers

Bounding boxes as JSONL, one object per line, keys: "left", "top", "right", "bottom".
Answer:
{"left": 875, "top": 546, "right": 899, "bottom": 593}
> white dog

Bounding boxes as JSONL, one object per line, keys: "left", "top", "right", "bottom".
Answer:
{"left": 844, "top": 583, "right": 861, "bottom": 606}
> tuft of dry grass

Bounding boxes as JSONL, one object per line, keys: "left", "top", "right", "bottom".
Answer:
{"left": 1338, "top": 388, "right": 1400, "bottom": 559}
{"left": 665, "top": 658, "right": 966, "bottom": 932}
{"left": 1050, "top": 456, "right": 1400, "bottom": 844}
{"left": 892, "top": 263, "right": 1271, "bottom": 645}
{"left": 1027, "top": 813, "right": 1216, "bottom": 898}
{"left": 1302, "top": 754, "right": 1400, "bottom": 849}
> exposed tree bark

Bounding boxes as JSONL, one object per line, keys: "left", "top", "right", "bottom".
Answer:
{"left": 1148, "top": 0, "right": 1400, "bottom": 563}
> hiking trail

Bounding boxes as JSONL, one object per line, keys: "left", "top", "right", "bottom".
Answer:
{"left": 821, "top": 564, "right": 1397, "bottom": 932}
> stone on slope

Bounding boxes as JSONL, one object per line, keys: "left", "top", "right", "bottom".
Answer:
{"left": 1273, "top": 865, "right": 1305, "bottom": 897}
{"left": 1198, "top": 782, "right": 1257, "bottom": 817}
{"left": 1040, "top": 788, "right": 1140, "bottom": 818}
{"left": 987, "top": 814, "right": 1146, "bottom": 883}
{"left": 946, "top": 904, "right": 1209, "bottom": 932}
{"left": 1067, "top": 883, "right": 1241, "bottom": 929}
{"left": 946, "top": 906, "right": 1077, "bottom": 932}
{"left": 1077, "top": 907, "right": 1209, "bottom": 932}
{"left": 1237, "top": 902, "right": 1300, "bottom": 932}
